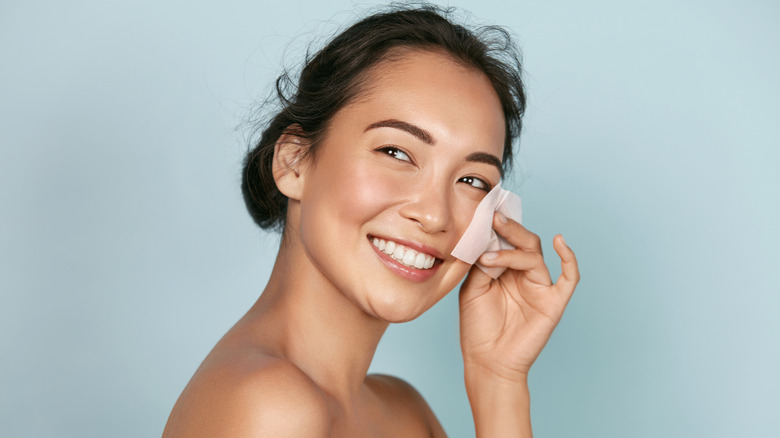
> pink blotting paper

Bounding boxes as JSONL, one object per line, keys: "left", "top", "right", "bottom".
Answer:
{"left": 451, "top": 183, "right": 522, "bottom": 279}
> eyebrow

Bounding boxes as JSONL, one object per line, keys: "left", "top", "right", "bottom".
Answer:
{"left": 466, "top": 152, "right": 504, "bottom": 178}
{"left": 365, "top": 118, "right": 504, "bottom": 178}
{"left": 365, "top": 119, "right": 434, "bottom": 145}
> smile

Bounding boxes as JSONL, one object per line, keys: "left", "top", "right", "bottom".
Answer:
{"left": 371, "top": 237, "right": 436, "bottom": 270}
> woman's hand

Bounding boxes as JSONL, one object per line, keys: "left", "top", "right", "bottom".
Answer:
{"left": 459, "top": 212, "right": 580, "bottom": 382}
{"left": 459, "top": 212, "right": 579, "bottom": 436}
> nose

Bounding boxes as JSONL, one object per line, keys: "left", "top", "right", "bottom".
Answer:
{"left": 398, "top": 182, "right": 452, "bottom": 234}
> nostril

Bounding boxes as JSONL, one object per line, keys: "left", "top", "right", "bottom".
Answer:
{"left": 398, "top": 193, "right": 452, "bottom": 234}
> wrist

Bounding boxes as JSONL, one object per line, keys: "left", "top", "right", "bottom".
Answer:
{"left": 465, "top": 364, "right": 532, "bottom": 437}
{"left": 464, "top": 360, "right": 529, "bottom": 388}
{"left": 465, "top": 363, "right": 529, "bottom": 403}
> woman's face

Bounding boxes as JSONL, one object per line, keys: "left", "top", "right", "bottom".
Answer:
{"left": 295, "top": 50, "right": 506, "bottom": 322}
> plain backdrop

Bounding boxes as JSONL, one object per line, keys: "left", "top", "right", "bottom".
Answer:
{"left": 1, "top": 0, "right": 778, "bottom": 436}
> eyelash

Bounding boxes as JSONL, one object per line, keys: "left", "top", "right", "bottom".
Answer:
{"left": 377, "top": 146, "right": 413, "bottom": 164}
{"left": 376, "top": 146, "right": 492, "bottom": 192}
{"left": 459, "top": 176, "right": 491, "bottom": 192}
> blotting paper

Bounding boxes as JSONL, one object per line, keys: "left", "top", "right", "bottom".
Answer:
{"left": 451, "top": 183, "right": 522, "bottom": 279}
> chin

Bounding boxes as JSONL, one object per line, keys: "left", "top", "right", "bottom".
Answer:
{"left": 365, "top": 292, "right": 435, "bottom": 324}
{"left": 365, "top": 266, "right": 470, "bottom": 323}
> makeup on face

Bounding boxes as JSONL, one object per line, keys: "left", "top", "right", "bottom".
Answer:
{"left": 369, "top": 235, "right": 442, "bottom": 282}
{"left": 294, "top": 50, "right": 507, "bottom": 322}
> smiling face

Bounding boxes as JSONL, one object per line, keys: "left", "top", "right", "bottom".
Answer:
{"left": 289, "top": 49, "right": 506, "bottom": 323}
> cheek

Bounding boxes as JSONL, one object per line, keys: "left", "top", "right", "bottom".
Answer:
{"left": 337, "top": 165, "right": 395, "bottom": 223}
{"left": 300, "top": 156, "right": 405, "bottom": 237}
{"left": 453, "top": 194, "right": 480, "bottom": 232}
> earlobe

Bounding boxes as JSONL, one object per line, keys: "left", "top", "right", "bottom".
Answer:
{"left": 272, "top": 128, "right": 310, "bottom": 201}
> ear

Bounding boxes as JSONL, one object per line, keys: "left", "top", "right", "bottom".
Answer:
{"left": 272, "top": 127, "right": 310, "bottom": 201}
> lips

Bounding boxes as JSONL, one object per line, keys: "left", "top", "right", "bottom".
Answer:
{"left": 371, "top": 237, "right": 436, "bottom": 269}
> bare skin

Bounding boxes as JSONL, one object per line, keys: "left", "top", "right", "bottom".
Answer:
{"left": 163, "top": 50, "right": 579, "bottom": 437}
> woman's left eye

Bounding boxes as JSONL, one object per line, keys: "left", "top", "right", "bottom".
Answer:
{"left": 377, "top": 146, "right": 412, "bottom": 163}
{"left": 458, "top": 176, "right": 491, "bottom": 192}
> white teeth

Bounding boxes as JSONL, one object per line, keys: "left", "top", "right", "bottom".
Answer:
{"left": 414, "top": 252, "right": 426, "bottom": 269}
{"left": 371, "top": 238, "right": 436, "bottom": 270}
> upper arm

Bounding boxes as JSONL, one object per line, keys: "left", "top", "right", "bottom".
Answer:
{"left": 164, "top": 359, "right": 331, "bottom": 438}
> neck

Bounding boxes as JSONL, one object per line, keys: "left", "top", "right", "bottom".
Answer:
{"left": 244, "top": 230, "right": 389, "bottom": 403}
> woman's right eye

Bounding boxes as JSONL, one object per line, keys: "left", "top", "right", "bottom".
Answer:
{"left": 377, "top": 146, "right": 412, "bottom": 163}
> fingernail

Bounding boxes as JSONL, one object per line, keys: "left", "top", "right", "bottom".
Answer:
{"left": 482, "top": 252, "right": 499, "bottom": 261}
{"left": 496, "top": 212, "right": 507, "bottom": 224}
{"left": 560, "top": 235, "right": 566, "bottom": 245}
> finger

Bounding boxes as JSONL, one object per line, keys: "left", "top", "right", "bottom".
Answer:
{"left": 552, "top": 234, "right": 580, "bottom": 300}
{"left": 479, "top": 248, "right": 552, "bottom": 286}
{"left": 460, "top": 262, "right": 494, "bottom": 303}
{"left": 492, "top": 212, "right": 543, "bottom": 254}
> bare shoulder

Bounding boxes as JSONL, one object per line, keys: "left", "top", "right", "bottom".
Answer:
{"left": 163, "top": 350, "right": 331, "bottom": 437}
{"left": 367, "top": 374, "right": 427, "bottom": 405}
{"left": 366, "top": 374, "right": 447, "bottom": 437}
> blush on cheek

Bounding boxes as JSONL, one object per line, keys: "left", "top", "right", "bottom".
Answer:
{"left": 332, "top": 164, "right": 408, "bottom": 223}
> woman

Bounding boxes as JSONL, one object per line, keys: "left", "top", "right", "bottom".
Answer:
{"left": 164, "top": 5, "right": 579, "bottom": 437}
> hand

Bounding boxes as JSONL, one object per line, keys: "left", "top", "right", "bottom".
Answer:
{"left": 459, "top": 212, "right": 580, "bottom": 381}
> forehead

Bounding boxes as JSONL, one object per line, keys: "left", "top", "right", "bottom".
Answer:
{"left": 331, "top": 50, "right": 506, "bottom": 158}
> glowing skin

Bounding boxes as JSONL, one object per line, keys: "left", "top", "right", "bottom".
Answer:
{"left": 293, "top": 50, "right": 505, "bottom": 323}
{"left": 163, "top": 48, "right": 580, "bottom": 438}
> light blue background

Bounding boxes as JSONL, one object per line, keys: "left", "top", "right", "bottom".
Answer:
{"left": 1, "top": 1, "right": 778, "bottom": 436}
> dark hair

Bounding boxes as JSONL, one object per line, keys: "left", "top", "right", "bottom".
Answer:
{"left": 242, "top": 4, "right": 526, "bottom": 232}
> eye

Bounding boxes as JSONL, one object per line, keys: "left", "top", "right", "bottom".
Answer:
{"left": 377, "top": 146, "right": 413, "bottom": 163}
{"left": 458, "top": 176, "right": 491, "bottom": 192}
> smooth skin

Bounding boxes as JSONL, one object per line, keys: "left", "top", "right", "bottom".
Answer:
{"left": 163, "top": 50, "right": 579, "bottom": 437}
{"left": 462, "top": 215, "right": 579, "bottom": 437}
